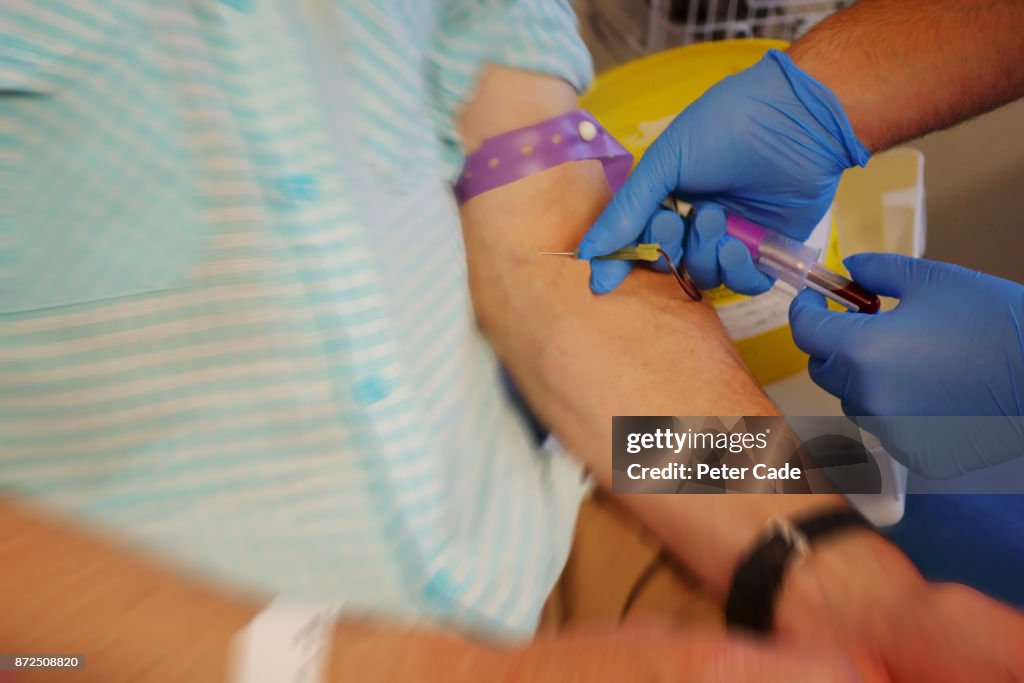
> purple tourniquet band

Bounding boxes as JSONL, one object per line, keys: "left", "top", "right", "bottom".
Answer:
{"left": 453, "top": 110, "right": 633, "bottom": 204}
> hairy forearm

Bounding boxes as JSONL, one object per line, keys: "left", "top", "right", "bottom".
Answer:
{"left": 788, "top": 0, "right": 1024, "bottom": 152}
{"left": 0, "top": 498, "right": 493, "bottom": 683}
{"left": 1, "top": 498, "right": 831, "bottom": 683}
{"left": 458, "top": 154, "right": 907, "bottom": 598}
{"left": 459, "top": 66, "right": 776, "bottom": 468}
{"left": 462, "top": 165, "right": 775, "bottom": 458}
{"left": 0, "top": 498, "right": 258, "bottom": 682}
{"left": 456, "top": 67, "right": 919, "bottom": 604}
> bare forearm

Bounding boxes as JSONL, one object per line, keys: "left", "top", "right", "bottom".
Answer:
{"left": 788, "top": 0, "right": 1024, "bottom": 152}
{"left": 462, "top": 167, "right": 775, "bottom": 472}
{"left": 0, "top": 498, "right": 258, "bottom": 682}
{"left": 0, "top": 500, "right": 884, "bottom": 682}
{"left": 0, "top": 498, "right": 487, "bottom": 683}
{"left": 459, "top": 67, "right": 775, "bottom": 465}
{"left": 457, "top": 67, "right": 899, "bottom": 601}
{"left": 459, "top": 157, "right": 889, "bottom": 596}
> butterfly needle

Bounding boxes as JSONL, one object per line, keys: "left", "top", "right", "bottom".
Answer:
{"left": 537, "top": 244, "right": 702, "bottom": 302}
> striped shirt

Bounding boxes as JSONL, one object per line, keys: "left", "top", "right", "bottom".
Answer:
{"left": 0, "top": 0, "right": 592, "bottom": 638}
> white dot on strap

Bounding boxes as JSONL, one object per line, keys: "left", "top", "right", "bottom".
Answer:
{"left": 578, "top": 120, "right": 598, "bottom": 142}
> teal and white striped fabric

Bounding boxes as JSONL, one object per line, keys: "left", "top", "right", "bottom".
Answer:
{"left": 0, "top": 0, "right": 592, "bottom": 638}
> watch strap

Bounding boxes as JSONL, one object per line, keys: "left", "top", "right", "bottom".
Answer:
{"left": 724, "top": 507, "right": 876, "bottom": 633}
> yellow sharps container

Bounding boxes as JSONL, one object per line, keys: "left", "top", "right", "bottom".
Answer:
{"left": 579, "top": 39, "right": 845, "bottom": 386}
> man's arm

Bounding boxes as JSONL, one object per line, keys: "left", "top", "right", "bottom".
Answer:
{"left": 0, "top": 498, "right": 258, "bottom": 682}
{"left": 458, "top": 64, "right": 913, "bottom": 601}
{"left": 0, "top": 497, "right": 496, "bottom": 682}
{"left": 2, "top": 498, "right": 866, "bottom": 683}
{"left": 1, "top": 498, "right": 502, "bottom": 682}
{"left": 458, "top": 64, "right": 1024, "bottom": 680}
{"left": 788, "top": 0, "right": 1024, "bottom": 153}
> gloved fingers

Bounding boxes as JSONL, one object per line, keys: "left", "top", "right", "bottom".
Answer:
{"left": 684, "top": 203, "right": 727, "bottom": 289}
{"left": 589, "top": 259, "right": 633, "bottom": 295}
{"left": 578, "top": 139, "right": 680, "bottom": 260}
{"left": 842, "top": 252, "right": 923, "bottom": 299}
{"left": 588, "top": 209, "right": 685, "bottom": 293}
{"left": 718, "top": 237, "right": 774, "bottom": 295}
{"left": 788, "top": 289, "right": 861, "bottom": 359}
{"left": 643, "top": 209, "right": 685, "bottom": 273}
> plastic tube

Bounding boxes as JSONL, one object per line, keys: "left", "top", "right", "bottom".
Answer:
{"left": 666, "top": 200, "right": 881, "bottom": 314}
{"left": 726, "top": 214, "right": 880, "bottom": 314}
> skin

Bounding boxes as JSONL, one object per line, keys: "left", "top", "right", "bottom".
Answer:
{"left": 786, "top": 0, "right": 1024, "bottom": 153}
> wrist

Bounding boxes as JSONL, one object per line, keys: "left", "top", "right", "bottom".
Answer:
{"left": 784, "top": 42, "right": 886, "bottom": 154}
{"left": 764, "top": 49, "right": 871, "bottom": 167}
{"left": 774, "top": 528, "right": 924, "bottom": 639}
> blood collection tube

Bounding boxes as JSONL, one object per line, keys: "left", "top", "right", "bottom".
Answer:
{"left": 665, "top": 199, "right": 881, "bottom": 314}
{"left": 726, "top": 214, "right": 880, "bottom": 314}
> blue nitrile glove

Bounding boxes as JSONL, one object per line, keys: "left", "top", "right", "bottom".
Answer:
{"left": 680, "top": 203, "right": 774, "bottom": 294}
{"left": 589, "top": 208, "right": 686, "bottom": 292}
{"left": 579, "top": 49, "right": 870, "bottom": 295}
{"left": 789, "top": 253, "right": 1024, "bottom": 479}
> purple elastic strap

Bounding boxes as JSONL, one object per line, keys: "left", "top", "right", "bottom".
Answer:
{"left": 453, "top": 110, "right": 633, "bottom": 204}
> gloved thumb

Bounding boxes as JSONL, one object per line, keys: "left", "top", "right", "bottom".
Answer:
{"left": 578, "top": 139, "right": 680, "bottom": 260}
{"left": 842, "top": 252, "right": 926, "bottom": 299}
{"left": 789, "top": 289, "right": 864, "bottom": 359}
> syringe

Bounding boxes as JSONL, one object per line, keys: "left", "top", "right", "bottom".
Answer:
{"left": 664, "top": 198, "right": 880, "bottom": 314}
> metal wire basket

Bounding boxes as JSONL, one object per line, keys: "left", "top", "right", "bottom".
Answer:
{"left": 587, "top": 0, "right": 853, "bottom": 60}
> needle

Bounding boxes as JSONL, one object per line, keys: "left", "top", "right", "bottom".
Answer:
{"left": 538, "top": 244, "right": 702, "bottom": 302}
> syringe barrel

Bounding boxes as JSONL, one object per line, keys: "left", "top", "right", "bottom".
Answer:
{"left": 706, "top": 205, "right": 879, "bottom": 313}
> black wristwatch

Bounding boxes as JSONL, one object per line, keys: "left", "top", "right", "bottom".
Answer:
{"left": 724, "top": 507, "right": 877, "bottom": 633}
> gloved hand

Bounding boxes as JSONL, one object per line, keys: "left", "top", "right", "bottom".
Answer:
{"left": 589, "top": 208, "right": 686, "bottom": 289}
{"left": 677, "top": 203, "right": 774, "bottom": 294}
{"left": 789, "top": 253, "right": 1024, "bottom": 479}
{"left": 579, "top": 49, "right": 870, "bottom": 295}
